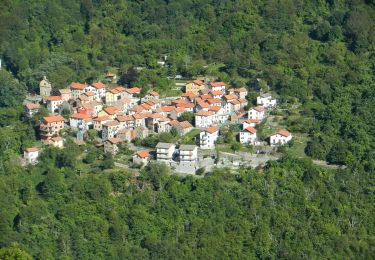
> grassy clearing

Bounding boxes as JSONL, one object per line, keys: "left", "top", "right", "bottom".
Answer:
{"left": 285, "top": 133, "right": 309, "bottom": 158}
{"left": 180, "top": 128, "right": 200, "bottom": 144}
{"left": 162, "top": 88, "right": 182, "bottom": 97}
{"left": 216, "top": 144, "right": 233, "bottom": 153}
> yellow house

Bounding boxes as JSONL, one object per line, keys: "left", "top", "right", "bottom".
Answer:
{"left": 105, "top": 89, "right": 121, "bottom": 104}
{"left": 106, "top": 87, "right": 127, "bottom": 104}
{"left": 97, "top": 106, "right": 121, "bottom": 120}
{"left": 185, "top": 80, "right": 205, "bottom": 95}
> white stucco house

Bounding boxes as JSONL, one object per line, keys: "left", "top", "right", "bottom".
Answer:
{"left": 239, "top": 127, "right": 257, "bottom": 145}
{"left": 200, "top": 125, "right": 219, "bottom": 149}
{"left": 210, "top": 82, "right": 226, "bottom": 92}
{"left": 179, "top": 144, "right": 198, "bottom": 162}
{"left": 46, "top": 96, "right": 63, "bottom": 113}
{"left": 70, "top": 113, "right": 91, "bottom": 130}
{"left": 243, "top": 119, "right": 260, "bottom": 129}
{"left": 195, "top": 111, "right": 213, "bottom": 128}
{"left": 156, "top": 142, "right": 176, "bottom": 162}
{"left": 132, "top": 150, "right": 151, "bottom": 166}
{"left": 257, "top": 93, "right": 277, "bottom": 108}
{"left": 24, "top": 147, "right": 39, "bottom": 165}
{"left": 248, "top": 106, "right": 265, "bottom": 121}
{"left": 270, "top": 130, "right": 292, "bottom": 147}
{"left": 85, "top": 82, "right": 106, "bottom": 101}
{"left": 102, "top": 120, "right": 120, "bottom": 140}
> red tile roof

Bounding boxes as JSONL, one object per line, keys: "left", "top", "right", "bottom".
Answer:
{"left": 84, "top": 91, "right": 95, "bottom": 96}
{"left": 136, "top": 150, "right": 150, "bottom": 158}
{"left": 174, "top": 107, "right": 186, "bottom": 113}
{"left": 104, "top": 106, "right": 121, "bottom": 115}
{"left": 115, "top": 86, "right": 126, "bottom": 92}
{"left": 172, "top": 99, "right": 188, "bottom": 104}
{"left": 79, "top": 96, "right": 89, "bottom": 101}
{"left": 108, "top": 137, "right": 122, "bottom": 144}
{"left": 197, "top": 102, "right": 210, "bottom": 108}
{"left": 209, "top": 106, "right": 222, "bottom": 112}
{"left": 131, "top": 105, "right": 146, "bottom": 113}
{"left": 245, "top": 119, "right": 260, "bottom": 124}
{"left": 133, "top": 113, "right": 146, "bottom": 119}
{"left": 207, "top": 98, "right": 221, "bottom": 104}
{"left": 25, "top": 147, "right": 39, "bottom": 153}
{"left": 150, "top": 113, "right": 163, "bottom": 119}
{"left": 200, "top": 94, "right": 213, "bottom": 100}
{"left": 193, "top": 79, "right": 204, "bottom": 86}
{"left": 181, "top": 92, "right": 196, "bottom": 98}
{"left": 194, "top": 97, "right": 202, "bottom": 103}
{"left": 70, "top": 113, "right": 90, "bottom": 119}
{"left": 70, "top": 82, "right": 86, "bottom": 90}
{"left": 127, "top": 87, "right": 141, "bottom": 94}
{"left": 93, "top": 116, "right": 110, "bottom": 122}
{"left": 205, "top": 125, "right": 218, "bottom": 134}
{"left": 47, "top": 96, "right": 62, "bottom": 101}
{"left": 177, "top": 103, "right": 195, "bottom": 109}
{"left": 169, "top": 120, "right": 180, "bottom": 126}
{"left": 161, "top": 106, "right": 176, "bottom": 113}
{"left": 168, "top": 115, "right": 178, "bottom": 121}
{"left": 230, "top": 100, "right": 240, "bottom": 105}
{"left": 158, "top": 118, "right": 171, "bottom": 122}
{"left": 109, "top": 89, "right": 120, "bottom": 94}
{"left": 116, "top": 115, "right": 134, "bottom": 122}
{"left": 149, "top": 91, "right": 159, "bottom": 96}
{"left": 146, "top": 99, "right": 157, "bottom": 105}
{"left": 25, "top": 103, "right": 40, "bottom": 110}
{"left": 244, "top": 127, "right": 257, "bottom": 134}
{"left": 210, "top": 90, "right": 224, "bottom": 95}
{"left": 92, "top": 82, "right": 106, "bottom": 89}
{"left": 253, "top": 106, "right": 264, "bottom": 112}
{"left": 43, "top": 115, "right": 65, "bottom": 123}
{"left": 200, "top": 89, "right": 211, "bottom": 95}
{"left": 224, "top": 94, "right": 238, "bottom": 100}
{"left": 179, "top": 121, "right": 193, "bottom": 128}
{"left": 103, "top": 121, "right": 119, "bottom": 127}
{"left": 196, "top": 111, "right": 213, "bottom": 116}
{"left": 275, "top": 129, "right": 291, "bottom": 137}
{"left": 210, "top": 81, "right": 226, "bottom": 87}
{"left": 141, "top": 103, "right": 151, "bottom": 110}
{"left": 141, "top": 112, "right": 153, "bottom": 118}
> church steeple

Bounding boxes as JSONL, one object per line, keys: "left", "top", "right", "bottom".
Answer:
{"left": 39, "top": 76, "right": 52, "bottom": 101}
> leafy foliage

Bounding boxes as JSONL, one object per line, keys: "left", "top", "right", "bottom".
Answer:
{"left": 0, "top": 153, "right": 373, "bottom": 258}
{"left": 0, "top": 0, "right": 374, "bottom": 258}
{"left": 0, "top": 70, "right": 27, "bottom": 108}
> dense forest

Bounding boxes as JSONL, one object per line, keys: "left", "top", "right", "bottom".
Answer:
{"left": 1, "top": 152, "right": 374, "bottom": 259}
{"left": 0, "top": 0, "right": 374, "bottom": 258}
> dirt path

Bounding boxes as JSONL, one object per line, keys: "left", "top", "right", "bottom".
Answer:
{"left": 312, "top": 160, "right": 346, "bottom": 170}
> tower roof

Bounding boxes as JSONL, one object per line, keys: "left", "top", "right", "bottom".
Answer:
{"left": 39, "top": 76, "right": 52, "bottom": 88}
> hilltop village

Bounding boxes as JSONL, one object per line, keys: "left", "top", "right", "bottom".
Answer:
{"left": 23, "top": 75, "right": 293, "bottom": 174}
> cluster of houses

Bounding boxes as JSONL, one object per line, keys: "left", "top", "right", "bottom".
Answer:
{"left": 22, "top": 76, "right": 292, "bottom": 170}
{"left": 130, "top": 142, "right": 199, "bottom": 173}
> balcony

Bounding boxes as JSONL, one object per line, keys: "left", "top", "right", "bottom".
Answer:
{"left": 40, "top": 124, "right": 51, "bottom": 131}
{"left": 180, "top": 155, "right": 196, "bottom": 162}
{"left": 157, "top": 154, "right": 172, "bottom": 160}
